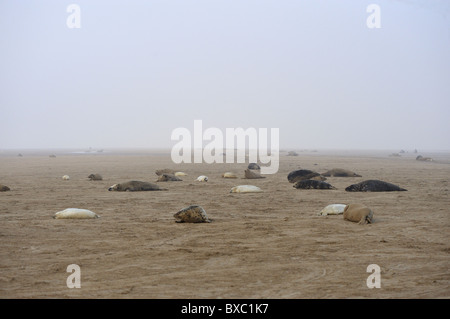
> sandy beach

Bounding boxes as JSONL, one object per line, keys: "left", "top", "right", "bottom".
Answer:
{"left": 0, "top": 149, "right": 449, "bottom": 298}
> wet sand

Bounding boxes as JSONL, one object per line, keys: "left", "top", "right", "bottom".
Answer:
{"left": 0, "top": 149, "right": 449, "bottom": 298}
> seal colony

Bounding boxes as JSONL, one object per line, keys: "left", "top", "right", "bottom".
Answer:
{"left": 16, "top": 155, "right": 414, "bottom": 226}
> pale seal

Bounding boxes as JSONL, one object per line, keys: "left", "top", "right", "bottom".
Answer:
{"left": 173, "top": 205, "right": 211, "bottom": 223}
{"left": 244, "top": 169, "right": 265, "bottom": 179}
{"left": 196, "top": 175, "right": 209, "bottom": 182}
{"left": 222, "top": 172, "right": 238, "bottom": 179}
{"left": 321, "top": 168, "right": 361, "bottom": 177}
{"left": 345, "top": 180, "right": 407, "bottom": 192}
{"left": 287, "top": 169, "right": 326, "bottom": 183}
{"left": 62, "top": 175, "right": 70, "bottom": 180}
{"left": 108, "top": 181, "right": 167, "bottom": 191}
{"left": 293, "top": 180, "right": 336, "bottom": 190}
{"left": 416, "top": 155, "right": 433, "bottom": 162}
{"left": 88, "top": 174, "right": 103, "bottom": 181}
{"left": 53, "top": 208, "right": 99, "bottom": 219}
{"left": 318, "top": 204, "right": 347, "bottom": 216}
{"left": 343, "top": 203, "right": 374, "bottom": 224}
{"left": 230, "top": 185, "right": 263, "bottom": 193}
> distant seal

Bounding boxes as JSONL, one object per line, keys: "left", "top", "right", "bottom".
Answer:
{"left": 196, "top": 175, "right": 209, "bottom": 182}
{"left": 173, "top": 205, "right": 211, "bottom": 223}
{"left": 53, "top": 208, "right": 99, "bottom": 219}
{"left": 322, "top": 168, "right": 361, "bottom": 177}
{"left": 88, "top": 174, "right": 103, "bottom": 181}
{"left": 293, "top": 180, "right": 336, "bottom": 190}
{"left": 416, "top": 155, "right": 433, "bottom": 162}
{"left": 287, "top": 169, "right": 326, "bottom": 183}
{"left": 318, "top": 204, "right": 347, "bottom": 216}
{"left": 230, "top": 185, "right": 263, "bottom": 193}
{"left": 345, "top": 180, "right": 407, "bottom": 192}
{"left": 244, "top": 169, "right": 265, "bottom": 179}
{"left": 248, "top": 163, "right": 261, "bottom": 170}
{"left": 155, "top": 169, "right": 176, "bottom": 176}
{"left": 343, "top": 204, "right": 374, "bottom": 224}
{"left": 222, "top": 172, "right": 238, "bottom": 179}
{"left": 157, "top": 173, "right": 182, "bottom": 182}
{"left": 62, "top": 175, "right": 70, "bottom": 180}
{"left": 108, "top": 181, "right": 167, "bottom": 191}
{"left": 0, "top": 184, "right": 10, "bottom": 192}
{"left": 174, "top": 172, "right": 188, "bottom": 176}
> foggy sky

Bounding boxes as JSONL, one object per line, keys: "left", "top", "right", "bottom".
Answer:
{"left": 1, "top": 0, "right": 449, "bottom": 151}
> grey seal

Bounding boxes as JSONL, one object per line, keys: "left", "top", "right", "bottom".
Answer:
{"left": 345, "top": 180, "right": 407, "bottom": 192}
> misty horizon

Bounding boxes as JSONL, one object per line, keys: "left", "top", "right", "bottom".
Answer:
{"left": 1, "top": 1, "right": 449, "bottom": 151}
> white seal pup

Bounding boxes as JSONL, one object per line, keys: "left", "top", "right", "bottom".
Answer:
{"left": 174, "top": 172, "right": 188, "bottom": 176}
{"left": 317, "top": 204, "right": 347, "bottom": 216}
{"left": 54, "top": 208, "right": 99, "bottom": 219}
{"left": 196, "top": 175, "right": 209, "bottom": 182}
{"left": 230, "top": 185, "right": 263, "bottom": 193}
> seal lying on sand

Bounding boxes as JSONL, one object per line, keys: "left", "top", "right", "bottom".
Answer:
{"left": 345, "top": 180, "right": 407, "bottom": 192}
{"left": 0, "top": 184, "right": 10, "bottom": 192}
{"left": 155, "top": 169, "right": 176, "bottom": 176}
{"left": 244, "top": 169, "right": 265, "bottom": 179}
{"left": 322, "top": 168, "right": 361, "bottom": 177}
{"left": 293, "top": 180, "right": 336, "bottom": 190}
{"left": 222, "top": 172, "right": 238, "bottom": 178}
{"left": 230, "top": 185, "right": 262, "bottom": 193}
{"left": 53, "top": 208, "right": 99, "bottom": 219}
{"left": 318, "top": 204, "right": 347, "bottom": 216}
{"left": 108, "top": 181, "right": 167, "bottom": 191}
{"left": 88, "top": 174, "right": 103, "bottom": 181}
{"left": 62, "top": 175, "right": 70, "bottom": 180}
{"left": 174, "top": 172, "right": 188, "bottom": 176}
{"left": 287, "top": 169, "right": 326, "bottom": 183}
{"left": 343, "top": 203, "right": 374, "bottom": 224}
{"left": 196, "top": 175, "right": 209, "bottom": 182}
{"left": 248, "top": 163, "right": 261, "bottom": 170}
{"left": 156, "top": 174, "right": 182, "bottom": 182}
{"left": 416, "top": 155, "right": 433, "bottom": 162}
{"left": 173, "top": 205, "right": 211, "bottom": 223}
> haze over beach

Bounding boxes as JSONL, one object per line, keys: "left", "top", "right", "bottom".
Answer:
{"left": 0, "top": 0, "right": 449, "bottom": 302}
{"left": 0, "top": 0, "right": 449, "bottom": 151}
